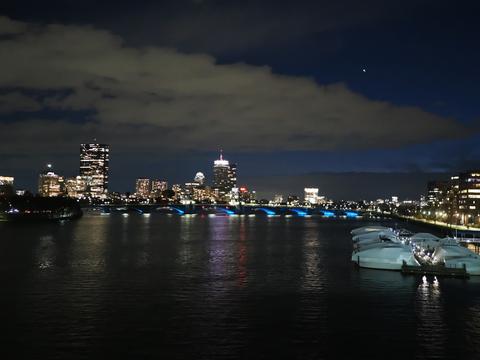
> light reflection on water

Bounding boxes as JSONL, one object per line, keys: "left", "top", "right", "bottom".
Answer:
{"left": 415, "top": 276, "right": 446, "bottom": 359}
{"left": 0, "top": 215, "right": 479, "bottom": 359}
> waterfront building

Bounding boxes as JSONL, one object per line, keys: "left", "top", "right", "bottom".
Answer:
{"left": 0, "top": 176, "right": 14, "bottom": 186}
{"left": 457, "top": 171, "right": 480, "bottom": 224}
{"left": 184, "top": 182, "right": 200, "bottom": 200}
{"left": 79, "top": 143, "right": 109, "bottom": 198}
{"left": 287, "top": 195, "right": 300, "bottom": 206}
{"left": 172, "top": 184, "right": 183, "bottom": 201}
{"left": 0, "top": 176, "right": 14, "bottom": 196}
{"left": 38, "top": 168, "right": 65, "bottom": 197}
{"left": 151, "top": 180, "right": 168, "bottom": 198}
{"left": 65, "top": 176, "right": 88, "bottom": 199}
{"left": 239, "top": 186, "right": 249, "bottom": 203}
{"left": 304, "top": 188, "right": 319, "bottom": 205}
{"left": 273, "top": 194, "right": 284, "bottom": 205}
{"left": 135, "top": 178, "right": 151, "bottom": 199}
{"left": 426, "top": 181, "right": 449, "bottom": 207}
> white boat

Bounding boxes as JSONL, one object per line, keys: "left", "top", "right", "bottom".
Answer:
{"left": 432, "top": 240, "right": 480, "bottom": 275}
{"left": 353, "top": 229, "right": 400, "bottom": 245}
{"left": 410, "top": 233, "right": 442, "bottom": 251}
{"left": 350, "top": 226, "right": 390, "bottom": 236}
{"left": 351, "top": 242, "right": 419, "bottom": 270}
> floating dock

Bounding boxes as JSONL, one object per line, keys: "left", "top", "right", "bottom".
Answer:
{"left": 401, "top": 261, "right": 469, "bottom": 278}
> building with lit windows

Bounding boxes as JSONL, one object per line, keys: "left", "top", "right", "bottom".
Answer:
{"left": 228, "top": 163, "right": 237, "bottom": 189}
{"left": 135, "top": 178, "right": 151, "bottom": 199}
{"left": 273, "top": 194, "right": 284, "bottom": 205}
{"left": 457, "top": 171, "right": 480, "bottom": 223}
{"left": 151, "top": 180, "right": 168, "bottom": 198}
{"left": 426, "top": 181, "right": 449, "bottom": 207}
{"left": 38, "top": 169, "right": 65, "bottom": 197}
{"left": 0, "top": 176, "right": 14, "bottom": 186}
{"left": 194, "top": 172, "right": 206, "bottom": 186}
{"left": 213, "top": 152, "right": 237, "bottom": 201}
{"left": 304, "top": 188, "right": 319, "bottom": 205}
{"left": 79, "top": 143, "right": 109, "bottom": 198}
{"left": 0, "top": 176, "right": 14, "bottom": 196}
{"left": 65, "top": 176, "right": 87, "bottom": 199}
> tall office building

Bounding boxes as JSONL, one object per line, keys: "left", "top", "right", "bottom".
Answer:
{"left": 79, "top": 143, "right": 109, "bottom": 198}
{"left": 457, "top": 171, "right": 480, "bottom": 222}
{"left": 135, "top": 178, "right": 151, "bottom": 198}
{"left": 228, "top": 163, "right": 237, "bottom": 190}
{"left": 213, "top": 151, "right": 237, "bottom": 199}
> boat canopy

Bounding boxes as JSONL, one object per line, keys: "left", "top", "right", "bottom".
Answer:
{"left": 351, "top": 226, "right": 390, "bottom": 236}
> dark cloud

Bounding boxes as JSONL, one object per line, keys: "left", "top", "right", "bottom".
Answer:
{"left": 0, "top": 15, "right": 475, "bottom": 159}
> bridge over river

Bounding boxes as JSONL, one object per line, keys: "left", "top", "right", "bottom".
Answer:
{"left": 89, "top": 204, "right": 363, "bottom": 218}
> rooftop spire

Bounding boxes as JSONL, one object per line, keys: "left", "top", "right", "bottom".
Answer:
{"left": 220, "top": 149, "right": 223, "bottom": 161}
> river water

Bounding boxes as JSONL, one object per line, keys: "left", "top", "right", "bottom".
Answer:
{"left": 0, "top": 214, "right": 479, "bottom": 359}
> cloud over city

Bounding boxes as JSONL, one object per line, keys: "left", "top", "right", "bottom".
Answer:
{"left": 0, "top": 15, "right": 475, "bottom": 157}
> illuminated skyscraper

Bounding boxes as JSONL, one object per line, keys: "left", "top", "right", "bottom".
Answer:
{"left": 79, "top": 143, "right": 109, "bottom": 198}
{"left": 213, "top": 151, "right": 232, "bottom": 198}
{"left": 135, "top": 178, "right": 151, "bottom": 198}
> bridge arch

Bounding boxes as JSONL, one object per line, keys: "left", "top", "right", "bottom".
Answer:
{"left": 344, "top": 211, "right": 359, "bottom": 218}
{"left": 320, "top": 210, "right": 336, "bottom": 218}
{"left": 216, "top": 207, "right": 236, "bottom": 215}
{"left": 255, "top": 207, "right": 277, "bottom": 216}
{"left": 289, "top": 208, "right": 308, "bottom": 217}
{"left": 156, "top": 206, "right": 185, "bottom": 215}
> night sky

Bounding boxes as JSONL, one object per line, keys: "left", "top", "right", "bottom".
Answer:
{"left": 1, "top": 0, "right": 479, "bottom": 199}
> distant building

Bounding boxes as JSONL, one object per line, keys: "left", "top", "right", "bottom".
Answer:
{"left": 273, "top": 194, "right": 283, "bottom": 204}
{"left": 172, "top": 184, "right": 182, "bottom": 201}
{"left": 426, "top": 181, "right": 449, "bottom": 207}
{"left": 194, "top": 172, "right": 206, "bottom": 186}
{"left": 287, "top": 195, "right": 300, "bottom": 206}
{"left": 304, "top": 188, "right": 319, "bottom": 205}
{"left": 65, "top": 176, "right": 87, "bottom": 199}
{"left": 135, "top": 178, "right": 151, "bottom": 198}
{"left": 79, "top": 143, "right": 109, "bottom": 198}
{"left": 0, "top": 176, "right": 14, "bottom": 186}
{"left": 228, "top": 163, "right": 237, "bottom": 189}
{"left": 213, "top": 151, "right": 236, "bottom": 200}
{"left": 38, "top": 168, "right": 65, "bottom": 197}
{"left": 0, "top": 176, "right": 14, "bottom": 196}
{"left": 151, "top": 180, "right": 168, "bottom": 198}
{"left": 457, "top": 171, "right": 480, "bottom": 223}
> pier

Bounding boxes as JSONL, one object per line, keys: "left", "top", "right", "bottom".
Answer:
{"left": 401, "top": 260, "right": 469, "bottom": 278}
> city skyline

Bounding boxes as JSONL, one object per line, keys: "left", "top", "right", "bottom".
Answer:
{"left": 0, "top": 143, "right": 465, "bottom": 201}
{"left": 1, "top": 1, "right": 480, "bottom": 200}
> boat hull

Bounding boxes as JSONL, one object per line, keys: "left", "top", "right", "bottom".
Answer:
{"left": 352, "top": 247, "right": 419, "bottom": 270}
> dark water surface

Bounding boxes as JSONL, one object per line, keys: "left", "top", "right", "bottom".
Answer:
{"left": 1, "top": 214, "right": 479, "bottom": 359}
